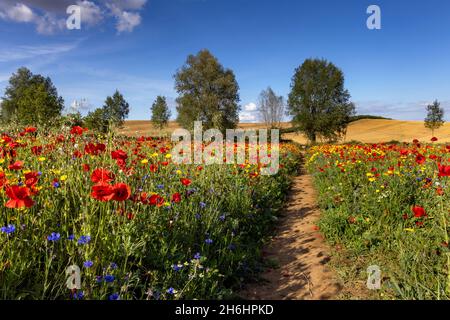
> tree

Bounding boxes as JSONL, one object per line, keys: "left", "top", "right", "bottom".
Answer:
{"left": 102, "top": 90, "right": 130, "bottom": 128}
{"left": 0, "top": 67, "right": 64, "bottom": 125}
{"left": 257, "top": 87, "right": 285, "bottom": 128}
{"left": 84, "top": 108, "right": 108, "bottom": 133}
{"left": 288, "top": 59, "right": 355, "bottom": 143}
{"left": 175, "top": 49, "right": 240, "bottom": 132}
{"left": 151, "top": 96, "right": 171, "bottom": 129}
{"left": 424, "top": 100, "right": 445, "bottom": 136}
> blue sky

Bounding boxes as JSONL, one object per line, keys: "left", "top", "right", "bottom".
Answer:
{"left": 1, "top": 0, "right": 450, "bottom": 121}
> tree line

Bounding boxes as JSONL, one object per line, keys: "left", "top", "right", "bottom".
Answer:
{"left": 0, "top": 49, "right": 445, "bottom": 142}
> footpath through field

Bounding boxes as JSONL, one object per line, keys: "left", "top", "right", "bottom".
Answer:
{"left": 241, "top": 166, "right": 342, "bottom": 300}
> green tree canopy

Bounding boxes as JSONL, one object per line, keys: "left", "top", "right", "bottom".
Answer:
{"left": 151, "top": 96, "right": 171, "bottom": 129}
{"left": 102, "top": 90, "right": 130, "bottom": 128}
{"left": 174, "top": 49, "right": 240, "bottom": 132}
{"left": 287, "top": 59, "right": 355, "bottom": 143}
{"left": 0, "top": 67, "right": 64, "bottom": 125}
{"left": 424, "top": 100, "right": 445, "bottom": 136}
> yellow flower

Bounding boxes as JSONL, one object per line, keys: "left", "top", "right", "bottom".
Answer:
{"left": 38, "top": 157, "right": 46, "bottom": 162}
{"left": 404, "top": 228, "right": 415, "bottom": 232}
{"left": 0, "top": 159, "right": 5, "bottom": 164}
{"left": 176, "top": 170, "right": 182, "bottom": 175}
{"left": 165, "top": 153, "right": 172, "bottom": 159}
{"left": 151, "top": 152, "right": 159, "bottom": 158}
{"left": 60, "top": 175, "right": 68, "bottom": 181}
{"left": 368, "top": 178, "right": 376, "bottom": 182}
{"left": 141, "top": 159, "right": 148, "bottom": 164}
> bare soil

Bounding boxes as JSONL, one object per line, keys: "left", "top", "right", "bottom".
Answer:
{"left": 240, "top": 169, "right": 343, "bottom": 300}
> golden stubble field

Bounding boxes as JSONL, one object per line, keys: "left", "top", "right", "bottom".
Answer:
{"left": 119, "top": 119, "right": 450, "bottom": 144}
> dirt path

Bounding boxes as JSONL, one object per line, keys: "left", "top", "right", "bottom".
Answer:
{"left": 241, "top": 168, "right": 342, "bottom": 300}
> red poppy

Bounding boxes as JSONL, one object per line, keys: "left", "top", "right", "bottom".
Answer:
{"left": 8, "top": 161, "right": 24, "bottom": 170}
{"left": 5, "top": 185, "right": 34, "bottom": 208}
{"left": 91, "top": 168, "right": 115, "bottom": 184}
{"left": 112, "top": 183, "right": 131, "bottom": 201}
{"left": 111, "top": 150, "right": 128, "bottom": 161}
{"left": 24, "top": 172, "right": 39, "bottom": 188}
{"left": 149, "top": 194, "right": 165, "bottom": 207}
{"left": 172, "top": 192, "right": 181, "bottom": 203}
{"left": 415, "top": 154, "right": 426, "bottom": 165}
{"left": 91, "top": 183, "right": 115, "bottom": 202}
{"left": 431, "top": 137, "right": 438, "bottom": 142}
{"left": 438, "top": 164, "right": 450, "bottom": 177}
{"left": 70, "top": 126, "right": 85, "bottom": 135}
{"left": 180, "top": 178, "right": 192, "bottom": 186}
{"left": 0, "top": 172, "right": 8, "bottom": 188}
{"left": 82, "top": 164, "right": 90, "bottom": 172}
{"left": 149, "top": 164, "right": 158, "bottom": 173}
{"left": 31, "top": 146, "right": 43, "bottom": 155}
{"left": 412, "top": 206, "right": 427, "bottom": 218}
{"left": 437, "top": 187, "right": 444, "bottom": 196}
{"left": 24, "top": 127, "right": 37, "bottom": 133}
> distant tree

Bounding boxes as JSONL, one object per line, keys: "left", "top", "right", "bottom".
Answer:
{"left": 257, "top": 87, "right": 285, "bottom": 128}
{"left": 103, "top": 90, "right": 130, "bottom": 128}
{"left": 288, "top": 59, "right": 355, "bottom": 143}
{"left": 424, "top": 100, "right": 445, "bottom": 136}
{"left": 0, "top": 67, "right": 64, "bottom": 125}
{"left": 175, "top": 49, "right": 240, "bottom": 132}
{"left": 151, "top": 96, "right": 171, "bottom": 129}
{"left": 84, "top": 108, "right": 108, "bottom": 133}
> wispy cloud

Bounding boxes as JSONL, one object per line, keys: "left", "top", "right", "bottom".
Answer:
{"left": 0, "top": 43, "right": 79, "bottom": 63}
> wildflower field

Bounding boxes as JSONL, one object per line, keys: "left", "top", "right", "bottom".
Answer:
{"left": 0, "top": 125, "right": 302, "bottom": 300}
{"left": 307, "top": 139, "right": 450, "bottom": 300}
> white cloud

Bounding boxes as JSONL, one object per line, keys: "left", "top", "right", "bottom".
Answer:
{"left": 106, "top": 3, "right": 143, "bottom": 33}
{"left": 77, "top": 1, "right": 103, "bottom": 27}
{"left": 3, "top": 3, "right": 35, "bottom": 22}
{"left": 239, "top": 111, "right": 257, "bottom": 122}
{"left": 0, "top": 0, "right": 146, "bottom": 34}
{"left": 244, "top": 102, "right": 257, "bottom": 111}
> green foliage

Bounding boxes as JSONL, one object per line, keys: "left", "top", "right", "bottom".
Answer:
{"left": 83, "top": 91, "right": 130, "bottom": 133}
{"left": 287, "top": 59, "right": 355, "bottom": 143}
{"left": 84, "top": 108, "right": 108, "bottom": 133}
{"left": 175, "top": 50, "right": 240, "bottom": 132}
{"left": 103, "top": 90, "right": 130, "bottom": 128}
{"left": 424, "top": 100, "right": 445, "bottom": 136}
{"left": 151, "top": 96, "right": 171, "bottom": 129}
{"left": 0, "top": 67, "right": 64, "bottom": 126}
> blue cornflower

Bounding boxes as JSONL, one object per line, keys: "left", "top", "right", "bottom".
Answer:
{"left": 172, "top": 264, "right": 183, "bottom": 271}
{"left": 1, "top": 224, "right": 16, "bottom": 234}
{"left": 167, "top": 287, "right": 175, "bottom": 295}
{"left": 199, "top": 202, "right": 206, "bottom": 209}
{"left": 77, "top": 235, "right": 91, "bottom": 245}
{"left": 73, "top": 291, "right": 84, "bottom": 300}
{"left": 53, "top": 182, "right": 60, "bottom": 188}
{"left": 67, "top": 234, "right": 75, "bottom": 241}
{"left": 193, "top": 252, "right": 201, "bottom": 260}
{"left": 104, "top": 275, "right": 115, "bottom": 283}
{"left": 219, "top": 215, "right": 226, "bottom": 221}
{"left": 195, "top": 213, "right": 201, "bottom": 219}
{"left": 37, "top": 171, "right": 42, "bottom": 176}
{"left": 157, "top": 184, "right": 164, "bottom": 189}
{"left": 83, "top": 260, "right": 94, "bottom": 268}
{"left": 18, "top": 182, "right": 24, "bottom": 186}
{"left": 96, "top": 276, "right": 103, "bottom": 283}
{"left": 108, "top": 293, "right": 119, "bottom": 300}
{"left": 205, "top": 238, "right": 213, "bottom": 245}
{"left": 110, "top": 262, "right": 118, "bottom": 270}
{"left": 47, "top": 232, "right": 61, "bottom": 242}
